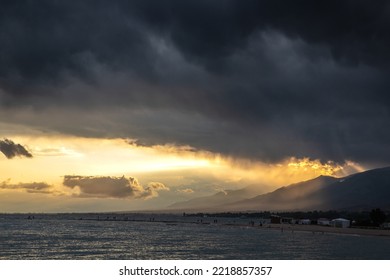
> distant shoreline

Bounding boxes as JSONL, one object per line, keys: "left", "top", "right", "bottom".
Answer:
{"left": 2, "top": 212, "right": 390, "bottom": 238}
{"left": 254, "top": 223, "right": 390, "bottom": 237}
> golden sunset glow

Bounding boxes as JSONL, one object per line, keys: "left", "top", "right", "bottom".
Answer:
{"left": 0, "top": 129, "right": 365, "bottom": 213}
{"left": 2, "top": 2, "right": 390, "bottom": 266}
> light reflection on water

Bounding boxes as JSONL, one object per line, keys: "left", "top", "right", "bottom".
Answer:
{"left": 0, "top": 214, "right": 389, "bottom": 259}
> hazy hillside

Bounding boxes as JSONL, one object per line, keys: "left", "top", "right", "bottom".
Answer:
{"left": 168, "top": 185, "right": 264, "bottom": 210}
{"left": 223, "top": 175, "right": 338, "bottom": 211}
{"left": 225, "top": 167, "right": 390, "bottom": 211}
{"left": 168, "top": 166, "right": 390, "bottom": 212}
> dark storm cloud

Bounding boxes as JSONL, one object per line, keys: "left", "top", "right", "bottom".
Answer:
{"left": 2, "top": 0, "right": 389, "bottom": 84}
{"left": 0, "top": 139, "right": 32, "bottom": 159}
{"left": 1, "top": 0, "right": 390, "bottom": 164}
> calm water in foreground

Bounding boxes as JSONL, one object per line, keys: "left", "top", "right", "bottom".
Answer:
{"left": 0, "top": 214, "right": 389, "bottom": 259}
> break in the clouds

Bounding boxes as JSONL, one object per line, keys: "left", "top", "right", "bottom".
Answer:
{"left": 63, "top": 175, "right": 169, "bottom": 199}
{"left": 0, "top": 139, "right": 33, "bottom": 159}
{"left": 1, "top": 0, "right": 390, "bottom": 165}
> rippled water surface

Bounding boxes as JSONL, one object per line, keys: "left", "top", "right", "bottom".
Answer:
{"left": 1, "top": 214, "right": 389, "bottom": 259}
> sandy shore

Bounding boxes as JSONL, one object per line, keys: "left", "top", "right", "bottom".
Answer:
{"left": 256, "top": 223, "right": 390, "bottom": 237}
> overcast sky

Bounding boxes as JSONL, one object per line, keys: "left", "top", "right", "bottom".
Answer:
{"left": 0, "top": 1, "right": 389, "bottom": 212}
{"left": 1, "top": 0, "right": 390, "bottom": 165}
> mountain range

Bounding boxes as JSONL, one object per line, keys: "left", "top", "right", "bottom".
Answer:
{"left": 168, "top": 184, "right": 264, "bottom": 210}
{"left": 168, "top": 166, "right": 390, "bottom": 212}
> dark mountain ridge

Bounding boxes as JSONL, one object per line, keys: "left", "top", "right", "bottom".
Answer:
{"left": 226, "top": 166, "right": 390, "bottom": 211}
{"left": 169, "top": 166, "right": 390, "bottom": 212}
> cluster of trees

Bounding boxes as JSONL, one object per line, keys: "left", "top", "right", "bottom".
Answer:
{"left": 369, "top": 208, "right": 387, "bottom": 227}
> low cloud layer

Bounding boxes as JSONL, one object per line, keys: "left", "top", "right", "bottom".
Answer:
{"left": 1, "top": 1, "right": 389, "bottom": 165}
{"left": 63, "top": 175, "right": 169, "bottom": 199}
{"left": 0, "top": 180, "right": 52, "bottom": 194}
{"left": 0, "top": 139, "right": 33, "bottom": 159}
{"left": 177, "top": 188, "right": 195, "bottom": 194}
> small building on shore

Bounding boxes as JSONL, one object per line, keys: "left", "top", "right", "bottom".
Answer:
{"left": 298, "top": 219, "right": 311, "bottom": 225}
{"left": 330, "top": 218, "right": 350, "bottom": 228}
{"left": 317, "top": 218, "right": 330, "bottom": 226}
{"left": 281, "top": 217, "right": 296, "bottom": 224}
{"left": 380, "top": 222, "right": 390, "bottom": 229}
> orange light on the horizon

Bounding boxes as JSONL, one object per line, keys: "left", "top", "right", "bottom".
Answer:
{"left": 287, "top": 157, "right": 343, "bottom": 176}
{"left": 0, "top": 134, "right": 365, "bottom": 212}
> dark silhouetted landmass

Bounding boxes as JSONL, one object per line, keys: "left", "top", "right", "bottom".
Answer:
{"left": 169, "top": 167, "right": 390, "bottom": 212}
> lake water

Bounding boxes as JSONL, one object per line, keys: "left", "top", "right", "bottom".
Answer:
{"left": 1, "top": 213, "right": 389, "bottom": 259}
